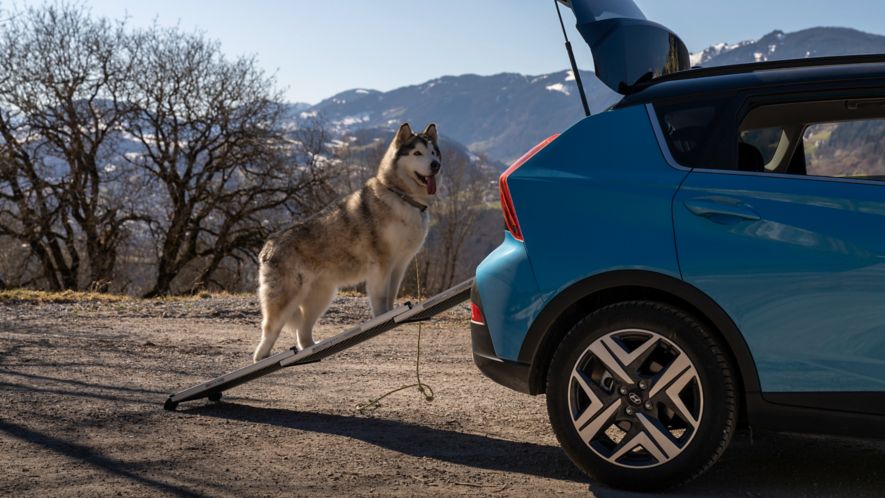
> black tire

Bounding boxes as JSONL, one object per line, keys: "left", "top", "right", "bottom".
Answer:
{"left": 546, "top": 301, "right": 737, "bottom": 491}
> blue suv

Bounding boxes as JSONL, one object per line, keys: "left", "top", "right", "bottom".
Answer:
{"left": 470, "top": 0, "right": 885, "bottom": 490}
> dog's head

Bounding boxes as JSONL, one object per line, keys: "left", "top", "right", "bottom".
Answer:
{"left": 381, "top": 122, "right": 441, "bottom": 198}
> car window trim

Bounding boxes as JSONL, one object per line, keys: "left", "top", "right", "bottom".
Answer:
{"left": 645, "top": 103, "right": 690, "bottom": 171}
{"left": 647, "top": 97, "right": 885, "bottom": 188}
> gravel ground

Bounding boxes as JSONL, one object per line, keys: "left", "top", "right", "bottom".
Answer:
{"left": 1, "top": 295, "right": 884, "bottom": 497}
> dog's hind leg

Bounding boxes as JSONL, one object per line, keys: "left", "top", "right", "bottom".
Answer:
{"left": 295, "top": 283, "right": 336, "bottom": 350}
{"left": 282, "top": 306, "right": 303, "bottom": 346}
{"left": 254, "top": 281, "right": 303, "bottom": 362}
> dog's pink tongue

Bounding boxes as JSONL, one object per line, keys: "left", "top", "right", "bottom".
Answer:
{"left": 427, "top": 175, "right": 437, "bottom": 195}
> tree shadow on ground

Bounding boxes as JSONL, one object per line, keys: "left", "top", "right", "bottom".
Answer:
{"left": 185, "top": 401, "right": 589, "bottom": 483}
{"left": 188, "top": 403, "right": 885, "bottom": 498}
{"left": 0, "top": 419, "right": 210, "bottom": 498}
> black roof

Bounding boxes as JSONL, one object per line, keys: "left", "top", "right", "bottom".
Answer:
{"left": 616, "top": 54, "right": 885, "bottom": 108}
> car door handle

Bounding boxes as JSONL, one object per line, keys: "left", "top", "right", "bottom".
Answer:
{"left": 683, "top": 197, "right": 761, "bottom": 222}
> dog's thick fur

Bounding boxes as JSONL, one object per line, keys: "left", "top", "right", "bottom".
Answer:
{"left": 253, "top": 123, "right": 441, "bottom": 362}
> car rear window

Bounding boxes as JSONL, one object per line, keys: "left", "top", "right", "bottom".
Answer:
{"left": 653, "top": 97, "right": 736, "bottom": 169}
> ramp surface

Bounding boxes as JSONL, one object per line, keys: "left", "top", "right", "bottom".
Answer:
{"left": 164, "top": 279, "right": 472, "bottom": 410}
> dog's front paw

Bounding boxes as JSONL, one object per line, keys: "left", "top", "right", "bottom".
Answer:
{"left": 296, "top": 340, "right": 316, "bottom": 351}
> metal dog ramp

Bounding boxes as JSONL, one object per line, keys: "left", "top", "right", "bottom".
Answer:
{"left": 163, "top": 278, "right": 473, "bottom": 411}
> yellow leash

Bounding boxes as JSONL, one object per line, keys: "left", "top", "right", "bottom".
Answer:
{"left": 356, "top": 257, "right": 435, "bottom": 414}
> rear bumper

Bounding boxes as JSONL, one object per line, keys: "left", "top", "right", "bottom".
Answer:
{"left": 472, "top": 351, "right": 532, "bottom": 394}
{"left": 470, "top": 280, "right": 532, "bottom": 394}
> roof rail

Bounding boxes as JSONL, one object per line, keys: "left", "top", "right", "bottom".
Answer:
{"left": 635, "top": 54, "right": 885, "bottom": 90}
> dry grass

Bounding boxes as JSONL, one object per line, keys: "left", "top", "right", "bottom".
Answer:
{"left": 0, "top": 288, "right": 426, "bottom": 305}
{"left": 0, "top": 289, "right": 133, "bottom": 303}
{"left": 0, "top": 288, "right": 251, "bottom": 303}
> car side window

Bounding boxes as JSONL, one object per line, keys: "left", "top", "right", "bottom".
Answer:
{"left": 738, "top": 97, "right": 885, "bottom": 181}
{"left": 804, "top": 119, "right": 885, "bottom": 181}
{"left": 654, "top": 97, "right": 736, "bottom": 169}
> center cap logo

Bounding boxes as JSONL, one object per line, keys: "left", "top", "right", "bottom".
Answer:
{"left": 628, "top": 392, "right": 642, "bottom": 405}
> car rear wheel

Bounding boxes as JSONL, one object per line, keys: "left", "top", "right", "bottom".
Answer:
{"left": 546, "top": 301, "right": 737, "bottom": 490}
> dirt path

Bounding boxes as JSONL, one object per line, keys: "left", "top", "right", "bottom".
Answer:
{"left": 1, "top": 296, "right": 883, "bottom": 497}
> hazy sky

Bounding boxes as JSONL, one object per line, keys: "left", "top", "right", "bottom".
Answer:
{"left": 80, "top": 0, "right": 885, "bottom": 103}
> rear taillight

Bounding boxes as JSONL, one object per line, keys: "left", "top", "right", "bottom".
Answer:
{"left": 470, "top": 302, "right": 485, "bottom": 325}
{"left": 499, "top": 134, "right": 559, "bottom": 241}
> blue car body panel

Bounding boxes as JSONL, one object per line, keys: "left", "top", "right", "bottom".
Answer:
{"left": 474, "top": 232, "right": 543, "bottom": 361}
{"left": 674, "top": 171, "right": 885, "bottom": 392}
{"left": 475, "top": 105, "right": 688, "bottom": 360}
{"left": 474, "top": 100, "right": 885, "bottom": 398}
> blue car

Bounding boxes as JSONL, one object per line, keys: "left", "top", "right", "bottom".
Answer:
{"left": 470, "top": 0, "right": 885, "bottom": 490}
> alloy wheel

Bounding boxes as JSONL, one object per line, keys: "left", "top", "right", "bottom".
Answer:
{"left": 567, "top": 328, "right": 703, "bottom": 468}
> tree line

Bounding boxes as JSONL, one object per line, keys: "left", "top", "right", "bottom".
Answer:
{"left": 0, "top": 4, "right": 501, "bottom": 297}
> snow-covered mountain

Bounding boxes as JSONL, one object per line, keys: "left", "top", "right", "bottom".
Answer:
{"left": 691, "top": 27, "right": 885, "bottom": 67}
{"left": 288, "top": 70, "right": 619, "bottom": 163}
{"left": 292, "top": 27, "right": 885, "bottom": 164}
{"left": 690, "top": 40, "right": 755, "bottom": 67}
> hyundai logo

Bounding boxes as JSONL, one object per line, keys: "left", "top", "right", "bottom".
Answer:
{"left": 628, "top": 392, "right": 642, "bottom": 405}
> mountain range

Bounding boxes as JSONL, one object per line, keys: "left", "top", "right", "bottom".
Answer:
{"left": 292, "top": 27, "right": 885, "bottom": 163}
{"left": 292, "top": 71, "right": 617, "bottom": 163}
{"left": 693, "top": 27, "right": 885, "bottom": 67}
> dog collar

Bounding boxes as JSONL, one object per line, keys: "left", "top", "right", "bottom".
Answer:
{"left": 384, "top": 186, "right": 428, "bottom": 212}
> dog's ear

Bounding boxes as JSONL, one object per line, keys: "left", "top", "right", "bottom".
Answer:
{"left": 395, "top": 123, "right": 413, "bottom": 146}
{"left": 422, "top": 123, "right": 438, "bottom": 143}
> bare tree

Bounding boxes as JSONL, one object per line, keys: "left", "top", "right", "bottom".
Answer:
{"left": 124, "top": 26, "right": 334, "bottom": 296}
{"left": 288, "top": 115, "right": 340, "bottom": 209}
{"left": 0, "top": 140, "right": 77, "bottom": 290}
{"left": 426, "top": 151, "right": 496, "bottom": 292}
{"left": 0, "top": 4, "right": 139, "bottom": 291}
{"left": 0, "top": 4, "right": 499, "bottom": 296}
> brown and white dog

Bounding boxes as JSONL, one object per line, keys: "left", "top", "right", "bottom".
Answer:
{"left": 253, "top": 123, "right": 441, "bottom": 361}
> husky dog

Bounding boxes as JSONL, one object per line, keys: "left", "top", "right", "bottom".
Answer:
{"left": 252, "top": 123, "right": 441, "bottom": 362}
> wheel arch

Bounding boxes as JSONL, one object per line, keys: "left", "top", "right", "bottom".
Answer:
{"left": 521, "top": 270, "right": 761, "bottom": 404}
